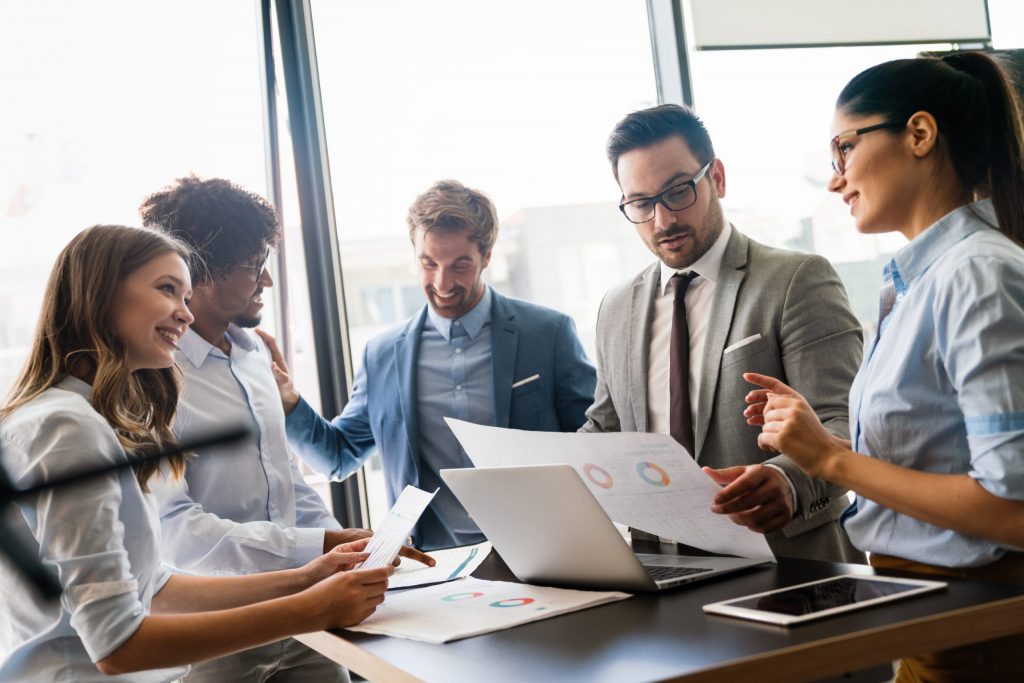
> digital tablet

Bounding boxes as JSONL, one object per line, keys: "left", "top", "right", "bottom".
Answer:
{"left": 702, "top": 574, "right": 947, "bottom": 625}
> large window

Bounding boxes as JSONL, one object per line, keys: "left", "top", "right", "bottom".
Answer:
{"left": 688, "top": 43, "right": 933, "bottom": 337}
{"left": 9, "top": 1, "right": 1020, "bottom": 528}
{"left": 0, "top": 0, "right": 343, "bottom": 510}
{"left": 0, "top": 0, "right": 269, "bottom": 392}
{"left": 309, "top": 0, "right": 659, "bottom": 524}
{"left": 683, "top": 0, "right": 1024, "bottom": 337}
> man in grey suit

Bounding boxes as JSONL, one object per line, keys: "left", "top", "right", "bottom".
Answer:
{"left": 582, "top": 104, "right": 864, "bottom": 562}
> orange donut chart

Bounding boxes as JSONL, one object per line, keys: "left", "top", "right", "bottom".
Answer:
{"left": 636, "top": 461, "right": 671, "bottom": 487}
{"left": 582, "top": 463, "right": 614, "bottom": 489}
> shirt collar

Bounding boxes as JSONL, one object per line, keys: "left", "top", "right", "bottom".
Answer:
{"left": 178, "top": 324, "right": 256, "bottom": 368}
{"left": 659, "top": 220, "right": 732, "bottom": 295}
{"left": 58, "top": 375, "right": 93, "bottom": 400}
{"left": 425, "top": 285, "right": 492, "bottom": 341}
{"left": 885, "top": 199, "right": 996, "bottom": 294}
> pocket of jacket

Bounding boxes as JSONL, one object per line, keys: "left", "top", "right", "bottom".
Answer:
{"left": 721, "top": 334, "right": 768, "bottom": 367}
{"left": 511, "top": 375, "right": 545, "bottom": 398}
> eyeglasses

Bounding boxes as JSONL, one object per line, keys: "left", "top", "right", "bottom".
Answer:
{"left": 618, "top": 160, "right": 713, "bottom": 224}
{"left": 238, "top": 249, "right": 271, "bottom": 277}
{"left": 830, "top": 121, "right": 904, "bottom": 175}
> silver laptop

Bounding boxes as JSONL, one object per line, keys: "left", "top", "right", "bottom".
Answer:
{"left": 441, "top": 464, "right": 770, "bottom": 592}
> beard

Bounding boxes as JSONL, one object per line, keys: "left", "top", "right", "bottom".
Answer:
{"left": 427, "top": 279, "right": 484, "bottom": 319}
{"left": 650, "top": 193, "right": 725, "bottom": 270}
{"left": 232, "top": 288, "right": 264, "bottom": 328}
{"left": 234, "top": 313, "right": 262, "bottom": 328}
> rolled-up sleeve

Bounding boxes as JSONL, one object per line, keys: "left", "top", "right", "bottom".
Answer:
{"left": 15, "top": 419, "right": 149, "bottom": 662}
{"left": 939, "top": 256, "right": 1024, "bottom": 500}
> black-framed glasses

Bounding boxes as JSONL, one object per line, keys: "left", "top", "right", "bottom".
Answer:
{"left": 618, "top": 160, "right": 713, "bottom": 224}
{"left": 830, "top": 121, "right": 904, "bottom": 175}
{"left": 238, "top": 248, "right": 271, "bottom": 278}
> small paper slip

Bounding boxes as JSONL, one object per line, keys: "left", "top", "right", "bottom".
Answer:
{"left": 389, "top": 541, "right": 492, "bottom": 590}
{"left": 348, "top": 578, "right": 630, "bottom": 643}
{"left": 357, "top": 486, "right": 437, "bottom": 570}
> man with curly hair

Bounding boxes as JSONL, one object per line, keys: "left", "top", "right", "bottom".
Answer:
{"left": 140, "top": 176, "right": 426, "bottom": 683}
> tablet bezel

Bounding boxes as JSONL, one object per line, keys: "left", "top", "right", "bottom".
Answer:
{"left": 701, "top": 573, "right": 947, "bottom": 626}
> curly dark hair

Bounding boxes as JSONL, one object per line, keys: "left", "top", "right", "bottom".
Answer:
{"left": 139, "top": 175, "right": 280, "bottom": 282}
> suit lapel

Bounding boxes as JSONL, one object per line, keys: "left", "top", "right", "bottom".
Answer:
{"left": 490, "top": 291, "right": 518, "bottom": 428}
{"left": 629, "top": 264, "right": 659, "bottom": 433}
{"left": 394, "top": 307, "right": 428, "bottom": 482}
{"left": 695, "top": 226, "right": 748, "bottom": 460}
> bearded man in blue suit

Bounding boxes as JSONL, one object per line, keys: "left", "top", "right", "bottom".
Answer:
{"left": 265, "top": 180, "right": 597, "bottom": 550}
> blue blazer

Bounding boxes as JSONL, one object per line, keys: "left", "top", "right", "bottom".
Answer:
{"left": 286, "top": 288, "right": 597, "bottom": 513}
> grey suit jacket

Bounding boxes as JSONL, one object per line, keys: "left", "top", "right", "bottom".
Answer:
{"left": 582, "top": 227, "right": 865, "bottom": 562}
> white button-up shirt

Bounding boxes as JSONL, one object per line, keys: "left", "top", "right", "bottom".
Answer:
{"left": 646, "top": 221, "right": 795, "bottom": 502}
{"left": 647, "top": 221, "right": 732, "bottom": 436}
{"left": 0, "top": 377, "right": 186, "bottom": 682}
{"left": 845, "top": 199, "right": 1024, "bottom": 567}
{"left": 154, "top": 326, "right": 340, "bottom": 575}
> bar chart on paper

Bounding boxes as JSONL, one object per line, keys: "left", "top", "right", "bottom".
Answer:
{"left": 388, "top": 542, "right": 492, "bottom": 590}
{"left": 357, "top": 485, "right": 437, "bottom": 570}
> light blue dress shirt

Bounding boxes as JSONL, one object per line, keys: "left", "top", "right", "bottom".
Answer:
{"left": 844, "top": 200, "right": 1024, "bottom": 567}
{"left": 153, "top": 326, "right": 340, "bottom": 575}
{"left": 0, "top": 377, "right": 186, "bottom": 682}
{"left": 415, "top": 287, "right": 494, "bottom": 549}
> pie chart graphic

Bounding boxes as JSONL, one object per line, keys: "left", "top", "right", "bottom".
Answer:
{"left": 636, "top": 461, "right": 671, "bottom": 486}
{"left": 442, "top": 592, "right": 484, "bottom": 602}
{"left": 582, "top": 463, "right": 614, "bottom": 489}
{"left": 489, "top": 597, "right": 536, "bottom": 608}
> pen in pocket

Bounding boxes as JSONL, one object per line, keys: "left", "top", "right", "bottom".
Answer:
{"left": 511, "top": 374, "right": 540, "bottom": 389}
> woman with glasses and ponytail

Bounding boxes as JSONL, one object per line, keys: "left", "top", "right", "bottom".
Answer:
{"left": 743, "top": 52, "right": 1024, "bottom": 681}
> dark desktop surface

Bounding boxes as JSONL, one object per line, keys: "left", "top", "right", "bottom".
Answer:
{"left": 328, "top": 548, "right": 1024, "bottom": 683}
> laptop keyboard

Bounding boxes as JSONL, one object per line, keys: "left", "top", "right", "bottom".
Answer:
{"left": 645, "top": 565, "right": 714, "bottom": 582}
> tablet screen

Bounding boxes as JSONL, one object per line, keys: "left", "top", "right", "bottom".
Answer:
{"left": 727, "top": 576, "right": 922, "bottom": 616}
{"left": 703, "top": 574, "right": 948, "bottom": 625}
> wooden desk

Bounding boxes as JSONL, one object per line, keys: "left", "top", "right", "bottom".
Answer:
{"left": 296, "top": 552, "right": 1024, "bottom": 682}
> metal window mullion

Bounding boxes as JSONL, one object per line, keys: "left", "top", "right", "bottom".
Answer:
{"left": 257, "top": 0, "right": 292, "bottom": 361}
{"left": 270, "top": 0, "right": 366, "bottom": 528}
{"left": 646, "top": 0, "right": 695, "bottom": 107}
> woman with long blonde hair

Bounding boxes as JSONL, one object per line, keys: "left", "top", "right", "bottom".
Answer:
{"left": 0, "top": 225, "right": 390, "bottom": 681}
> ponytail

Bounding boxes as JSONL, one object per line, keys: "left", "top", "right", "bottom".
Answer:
{"left": 941, "top": 52, "right": 1024, "bottom": 246}
{"left": 838, "top": 52, "right": 1024, "bottom": 246}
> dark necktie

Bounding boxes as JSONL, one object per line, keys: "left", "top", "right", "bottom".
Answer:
{"left": 670, "top": 271, "right": 698, "bottom": 456}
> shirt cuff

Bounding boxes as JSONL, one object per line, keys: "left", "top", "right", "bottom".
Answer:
{"left": 70, "top": 590, "right": 146, "bottom": 662}
{"left": 294, "top": 527, "right": 327, "bottom": 566}
{"left": 285, "top": 396, "right": 316, "bottom": 439}
{"left": 763, "top": 463, "right": 799, "bottom": 513}
{"left": 968, "top": 432, "right": 1024, "bottom": 501}
{"left": 153, "top": 563, "right": 176, "bottom": 595}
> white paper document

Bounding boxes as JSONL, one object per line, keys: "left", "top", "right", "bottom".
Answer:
{"left": 445, "top": 419, "right": 774, "bottom": 560}
{"left": 348, "top": 577, "right": 630, "bottom": 643}
{"left": 357, "top": 485, "right": 437, "bottom": 570}
{"left": 388, "top": 541, "right": 492, "bottom": 590}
